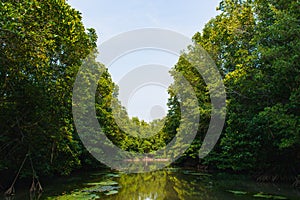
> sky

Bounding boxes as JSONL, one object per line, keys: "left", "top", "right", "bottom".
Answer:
{"left": 68, "top": 0, "right": 220, "bottom": 122}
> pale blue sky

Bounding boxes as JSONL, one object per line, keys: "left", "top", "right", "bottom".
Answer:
{"left": 68, "top": 0, "right": 221, "bottom": 122}
{"left": 68, "top": 0, "right": 220, "bottom": 42}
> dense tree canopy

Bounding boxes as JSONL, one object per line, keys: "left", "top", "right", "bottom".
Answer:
{"left": 0, "top": 0, "right": 299, "bottom": 193}
{"left": 0, "top": 0, "right": 96, "bottom": 180}
{"left": 170, "top": 0, "right": 300, "bottom": 180}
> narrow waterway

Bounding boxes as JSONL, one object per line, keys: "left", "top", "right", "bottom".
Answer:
{"left": 3, "top": 168, "right": 300, "bottom": 200}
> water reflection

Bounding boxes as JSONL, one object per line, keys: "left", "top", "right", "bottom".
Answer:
{"left": 4, "top": 168, "right": 300, "bottom": 200}
{"left": 78, "top": 169, "right": 216, "bottom": 200}
{"left": 43, "top": 169, "right": 216, "bottom": 200}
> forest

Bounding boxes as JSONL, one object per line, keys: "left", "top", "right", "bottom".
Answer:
{"left": 0, "top": 0, "right": 299, "bottom": 196}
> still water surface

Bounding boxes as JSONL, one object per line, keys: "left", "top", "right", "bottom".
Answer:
{"left": 4, "top": 168, "right": 300, "bottom": 200}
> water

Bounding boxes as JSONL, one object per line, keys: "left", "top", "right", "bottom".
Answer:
{"left": 2, "top": 168, "right": 300, "bottom": 200}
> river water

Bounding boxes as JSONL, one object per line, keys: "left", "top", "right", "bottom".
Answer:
{"left": 3, "top": 168, "right": 300, "bottom": 200}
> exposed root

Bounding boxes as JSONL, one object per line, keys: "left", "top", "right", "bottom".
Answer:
{"left": 29, "top": 178, "right": 43, "bottom": 200}
{"left": 255, "top": 165, "right": 298, "bottom": 184}
{"left": 4, "top": 186, "right": 15, "bottom": 197}
{"left": 293, "top": 176, "right": 300, "bottom": 188}
{"left": 29, "top": 178, "right": 43, "bottom": 194}
{"left": 29, "top": 152, "right": 43, "bottom": 197}
{"left": 4, "top": 154, "right": 28, "bottom": 196}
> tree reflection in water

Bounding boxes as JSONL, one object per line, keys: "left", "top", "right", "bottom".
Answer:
{"left": 110, "top": 169, "right": 215, "bottom": 200}
{"left": 12, "top": 168, "right": 296, "bottom": 200}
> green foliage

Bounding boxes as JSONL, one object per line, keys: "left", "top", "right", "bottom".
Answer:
{"left": 0, "top": 0, "right": 94, "bottom": 178}
{"left": 224, "top": 0, "right": 299, "bottom": 176}
{"left": 1, "top": 0, "right": 299, "bottom": 187}
{"left": 165, "top": 0, "right": 300, "bottom": 179}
